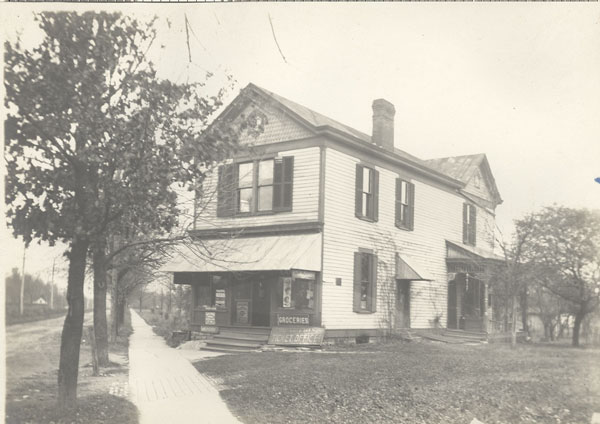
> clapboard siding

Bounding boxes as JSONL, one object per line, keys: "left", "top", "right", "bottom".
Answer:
{"left": 321, "top": 148, "right": 486, "bottom": 330}
{"left": 194, "top": 147, "right": 320, "bottom": 230}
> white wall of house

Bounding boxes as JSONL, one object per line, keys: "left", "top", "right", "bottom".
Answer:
{"left": 321, "top": 147, "right": 472, "bottom": 330}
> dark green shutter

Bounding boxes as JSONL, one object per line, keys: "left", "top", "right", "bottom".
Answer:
{"left": 462, "top": 203, "right": 468, "bottom": 244}
{"left": 355, "top": 164, "right": 363, "bottom": 218}
{"left": 469, "top": 204, "right": 477, "bottom": 245}
{"left": 217, "top": 164, "right": 236, "bottom": 217}
{"left": 353, "top": 252, "right": 362, "bottom": 312}
{"left": 372, "top": 170, "right": 379, "bottom": 222}
{"left": 408, "top": 182, "right": 415, "bottom": 230}
{"left": 370, "top": 254, "right": 378, "bottom": 312}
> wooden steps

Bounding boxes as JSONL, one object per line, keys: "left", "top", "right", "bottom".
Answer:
{"left": 202, "top": 326, "right": 271, "bottom": 353}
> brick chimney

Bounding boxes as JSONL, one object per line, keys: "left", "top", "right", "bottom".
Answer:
{"left": 372, "top": 99, "right": 395, "bottom": 151}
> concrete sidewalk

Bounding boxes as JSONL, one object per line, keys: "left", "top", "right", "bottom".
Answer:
{"left": 128, "top": 309, "right": 242, "bottom": 424}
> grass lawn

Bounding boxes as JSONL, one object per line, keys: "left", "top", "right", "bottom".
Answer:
{"left": 5, "top": 309, "right": 138, "bottom": 424}
{"left": 194, "top": 340, "right": 600, "bottom": 424}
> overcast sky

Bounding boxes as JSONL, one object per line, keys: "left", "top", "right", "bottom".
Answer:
{"left": 2, "top": 3, "right": 599, "bottom": 289}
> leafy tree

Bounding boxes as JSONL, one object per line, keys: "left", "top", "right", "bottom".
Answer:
{"left": 519, "top": 207, "right": 600, "bottom": 347}
{"left": 5, "top": 11, "right": 239, "bottom": 407}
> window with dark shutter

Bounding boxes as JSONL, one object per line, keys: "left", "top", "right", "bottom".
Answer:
{"left": 395, "top": 179, "right": 415, "bottom": 230}
{"left": 355, "top": 164, "right": 378, "bottom": 222}
{"left": 219, "top": 156, "right": 294, "bottom": 216}
{"left": 463, "top": 203, "right": 477, "bottom": 246}
{"left": 353, "top": 251, "right": 377, "bottom": 313}
{"left": 216, "top": 163, "right": 236, "bottom": 217}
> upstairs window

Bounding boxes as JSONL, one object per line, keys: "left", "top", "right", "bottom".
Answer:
{"left": 395, "top": 179, "right": 415, "bottom": 230}
{"left": 217, "top": 156, "right": 293, "bottom": 217}
{"left": 353, "top": 251, "right": 377, "bottom": 313}
{"left": 355, "top": 164, "right": 379, "bottom": 222}
{"left": 463, "top": 203, "right": 477, "bottom": 246}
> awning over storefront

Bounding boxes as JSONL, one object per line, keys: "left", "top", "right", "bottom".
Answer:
{"left": 395, "top": 252, "right": 434, "bottom": 281}
{"left": 161, "top": 233, "right": 322, "bottom": 273}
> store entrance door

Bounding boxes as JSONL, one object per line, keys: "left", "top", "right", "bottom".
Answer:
{"left": 252, "top": 280, "right": 271, "bottom": 327}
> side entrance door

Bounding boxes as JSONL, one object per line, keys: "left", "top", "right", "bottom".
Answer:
{"left": 396, "top": 280, "right": 411, "bottom": 329}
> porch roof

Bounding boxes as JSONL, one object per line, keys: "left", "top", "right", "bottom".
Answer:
{"left": 396, "top": 253, "right": 434, "bottom": 281}
{"left": 446, "top": 240, "right": 504, "bottom": 263}
{"left": 161, "top": 233, "right": 322, "bottom": 273}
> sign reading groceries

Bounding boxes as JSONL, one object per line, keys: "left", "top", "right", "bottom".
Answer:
{"left": 277, "top": 313, "right": 310, "bottom": 325}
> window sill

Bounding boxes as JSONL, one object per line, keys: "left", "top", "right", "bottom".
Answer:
{"left": 395, "top": 223, "right": 414, "bottom": 232}
{"left": 234, "top": 208, "right": 293, "bottom": 217}
{"left": 353, "top": 310, "right": 375, "bottom": 314}
{"left": 356, "top": 215, "right": 377, "bottom": 223}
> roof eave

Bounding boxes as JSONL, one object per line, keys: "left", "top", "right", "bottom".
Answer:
{"left": 317, "top": 126, "right": 465, "bottom": 189}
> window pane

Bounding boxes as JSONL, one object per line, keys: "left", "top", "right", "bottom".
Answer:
{"left": 258, "top": 159, "right": 274, "bottom": 185}
{"left": 238, "top": 162, "right": 253, "bottom": 188}
{"left": 258, "top": 186, "right": 273, "bottom": 211}
{"left": 401, "top": 181, "right": 408, "bottom": 204}
{"left": 362, "top": 168, "right": 371, "bottom": 193}
{"left": 238, "top": 188, "right": 253, "bottom": 212}
{"left": 362, "top": 193, "right": 369, "bottom": 216}
{"left": 361, "top": 254, "right": 370, "bottom": 279}
{"left": 361, "top": 281, "right": 369, "bottom": 310}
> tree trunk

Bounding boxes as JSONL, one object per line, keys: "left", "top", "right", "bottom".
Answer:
{"left": 110, "top": 270, "right": 118, "bottom": 342}
{"left": 573, "top": 311, "right": 585, "bottom": 347}
{"left": 92, "top": 244, "right": 110, "bottom": 367}
{"left": 118, "top": 299, "right": 125, "bottom": 326}
{"left": 520, "top": 286, "right": 529, "bottom": 335}
{"left": 510, "top": 295, "right": 517, "bottom": 348}
{"left": 57, "top": 236, "right": 89, "bottom": 408}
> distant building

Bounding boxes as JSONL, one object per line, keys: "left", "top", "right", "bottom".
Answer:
{"left": 164, "top": 84, "right": 503, "bottom": 344}
{"left": 33, "top": 297, "right": 48, "bottom": 305}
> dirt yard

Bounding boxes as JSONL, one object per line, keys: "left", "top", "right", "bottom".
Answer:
{"left": 5, "top": 311, "right": 138, "bottom": 424}
{"left": 195, "top": 340, "right": 600, "bottom": 424}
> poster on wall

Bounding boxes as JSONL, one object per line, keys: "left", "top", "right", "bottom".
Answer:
{"left": 205, "top": 311, "right": 216, "bottom": 325}
{"left": 236, "top": 301, "right": 249, "bottom": 324}
{"left": 215, "top": 289, "right": 226, "bottom": 308}
{"left": 282, "top": 277, "right": 292, "bottom": 308}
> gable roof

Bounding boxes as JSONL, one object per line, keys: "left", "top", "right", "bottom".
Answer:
{"left": 213, "top": 83, "right": 495, "bottom": 190}
{"left": 425, "top": 153, "right": 502, "bottom": 205}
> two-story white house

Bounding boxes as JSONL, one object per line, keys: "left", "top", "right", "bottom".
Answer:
{"left": 164, "top": 83, "right": 503, "bottom": 348}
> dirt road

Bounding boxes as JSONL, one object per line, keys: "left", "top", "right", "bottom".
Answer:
{"left": 5, "top": 313, "right": 92, "bottom": 385}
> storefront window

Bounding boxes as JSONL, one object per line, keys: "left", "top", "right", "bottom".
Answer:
{"left": 278, "top": 276, "right": 315, "bottom": 310}
{"left": 195, "top": 276, "right": 228, "bottom": 310}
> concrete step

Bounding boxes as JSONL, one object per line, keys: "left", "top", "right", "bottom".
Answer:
{"left": 216, "top": 331, "right": 270, "bottom": 342}
{"left": 219, "top": 326, "right": 271, "bottom": 335}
